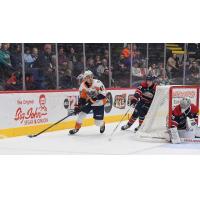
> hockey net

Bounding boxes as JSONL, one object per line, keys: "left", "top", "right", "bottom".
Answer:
{"left": 136, "top": 85, "right": 200, "bottom": 142}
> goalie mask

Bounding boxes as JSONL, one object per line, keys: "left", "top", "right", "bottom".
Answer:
{"left": 180, "top": 98, "right": 191, "bottom": 110}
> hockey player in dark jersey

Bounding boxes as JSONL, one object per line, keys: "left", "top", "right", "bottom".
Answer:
{"left": 121, "top": 75, "right": 156, "bottom": 132}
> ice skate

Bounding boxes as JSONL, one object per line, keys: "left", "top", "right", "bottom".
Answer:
{"left": 134, "top": 125, "right": 141, "bottom": 132}
{"left": 121, "top": 123, "right": 131, "bottom": 130}
{"left": 100, "top": 122, "right": 105, "bottom": 134}
{"left": 69, "top": 129, "right": 79, "bottom": 135}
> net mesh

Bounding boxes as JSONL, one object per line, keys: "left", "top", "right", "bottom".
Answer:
{"left": 137, "top": 86, "right": 171, "bottom": 140}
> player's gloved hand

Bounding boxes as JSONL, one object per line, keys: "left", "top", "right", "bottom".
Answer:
{"left": 74, "top": 104, "right": 81, "bottom": 115}
{"left": 130, "top": 98, "right": 137, "bottom": 107}
{"left": 87, "top": 97, "right": 97, "bottom": 104}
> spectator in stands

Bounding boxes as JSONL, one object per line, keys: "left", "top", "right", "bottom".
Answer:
{"left": 132, "top": 44, "right": 141, "bottom": 64}
{"left": 158, "top": 74, "right": 170, "bottom": 85}
{"left": 74, "top": 56, "right": 84, "bottom": 77}
{"left": 25, "top": 72, "right": 35, "bottom": 90}
{"left": 121, "top": 44, "right": 131, "bottom": 59}
{"left": 86, "top": 57, "right": 98, "bottom": 78}
{"left": 166, "top": 53, "right": 179, "bottom": 80}
{"left": 112, "top": 54, "right": 131, "bottom": 87}
{"left": 58, "top": 47, "right": 76, "bottom": 88}
{"left": 24, "top": 47, "right": 32, "bottom": 67}
{"left": 33, "top": 43, "right": 56, "bottom": 89}
{"left": 5, "top": 72, "right": 22, "bottom": 90}
{"left": 24, "top": 47, "right": 38, "bottom": 68}
{"left": 10, "top": 44, "right": 22, "bottom": 69}
{"left": 0, "top": 43, "right": 13, "bottom": 87}
{"left": 95, "top": 55, "right": 102, "bottom": 68}
{"left": 68, "top": 47, "right": 77, "bottom": 64}
{"left": 158, "top": 63, "right": 166, "bottom": 77}
{"left": 31, "top": 48, "right": 38, "bottom": 63}
{"left": 118, "top": 54, "right": 130, "bottom": 72}
{"left": 188, "top": 61, "right": 200, "bottom": 83}
{"left": 58, "top": 47, "right": 68, "bottom": 70}
{"left": 96, "top": 58, "right": 109, "bottom": 87}
{"left": 148, "top": 63, "right": 160, "bottom": 78}
{"left": 59, "top": 68, "right": 75, "bottom": 89}
{"left": 104, "top": 49, "right": 109, "bottom": 61}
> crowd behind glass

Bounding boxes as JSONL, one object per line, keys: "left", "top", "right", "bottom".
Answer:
{"left": 0, "top": 43, "right": 199, "bottom": 91}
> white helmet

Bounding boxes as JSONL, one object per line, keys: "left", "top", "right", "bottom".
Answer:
{"left": 180, "top": 98, "right": 191, "bottom": 109}
{"left": 83, "top": 70, "right": 93, "bottom": 79}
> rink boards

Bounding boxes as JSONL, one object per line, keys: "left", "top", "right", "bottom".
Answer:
{"left": 0, "top": 89, "right": 135, "bottom": 138}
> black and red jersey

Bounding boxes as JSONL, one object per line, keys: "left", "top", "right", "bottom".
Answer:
{"left": 171, "top": 103, "right": 199, "bottom": 129}
{"left": 132, "top": 81, "right": 157, "bottom": 106}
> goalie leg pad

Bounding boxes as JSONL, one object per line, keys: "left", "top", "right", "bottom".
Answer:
{"left": 169, "top": 127, "right": 181, "bottom": 144}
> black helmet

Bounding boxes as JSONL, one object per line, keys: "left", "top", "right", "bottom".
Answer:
{"left": 146, "top": 75, "right": 155, "bottom": 81}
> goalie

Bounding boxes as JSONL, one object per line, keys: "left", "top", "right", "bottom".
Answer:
{"left": 169, "top": 98, "right": 199, "bottom": 144}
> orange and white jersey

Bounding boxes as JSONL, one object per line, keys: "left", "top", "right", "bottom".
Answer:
{"left": 79, "top": 79, "right": 107, "bottom": 106}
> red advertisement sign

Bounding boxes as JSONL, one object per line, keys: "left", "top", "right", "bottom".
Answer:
{"left": 14, "top": 94, "right": 48, "bottom": 126}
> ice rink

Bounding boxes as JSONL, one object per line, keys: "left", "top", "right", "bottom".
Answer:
{"left": 0, "top": 121, "right": 200, "bottom": 154}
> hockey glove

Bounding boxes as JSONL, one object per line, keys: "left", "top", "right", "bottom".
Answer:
{"left": 87, "top": 94, "right": 105, "bottom": 105}
{"left": 130, "top": 98, "right": 137, "bottom": 107}
{"left": 87, "top": 97, "right": 97, "bottom": 104}
{"left": 74, "top": 104, "right": 81, "bottom": 115}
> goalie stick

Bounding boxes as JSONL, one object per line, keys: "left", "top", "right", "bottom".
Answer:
{"left": 180, "top": 137, "right": 200, "bottom": 143}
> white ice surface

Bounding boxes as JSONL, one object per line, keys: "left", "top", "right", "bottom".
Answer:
{"left": 0, "top": 121, "right": 200, "bottom": 154}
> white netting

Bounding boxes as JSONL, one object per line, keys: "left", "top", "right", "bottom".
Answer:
{"left": 136, "top": 86, "right": 171, "bottom": 141}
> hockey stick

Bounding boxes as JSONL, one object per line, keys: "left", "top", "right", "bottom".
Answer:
{"left": 28, "top": 102, "right": 91, "bottom": 138}
{"left": 28, "top": 112, "right": 75, "bottom": 138}
{"left": 108, "top": 107, "right": 132, "bottom": 141}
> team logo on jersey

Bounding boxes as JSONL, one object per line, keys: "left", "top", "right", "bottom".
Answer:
{"left": 105, "top": 92, "right": 113, "bottom": 113}
{"left": 87, "top": 88, "right": 98, "bottom": 98}
{"left": 143, "top": 91, "right": 154, "bottom": 99}
{"left": 114, "top": 94, "right": 126, "bottom": 109}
